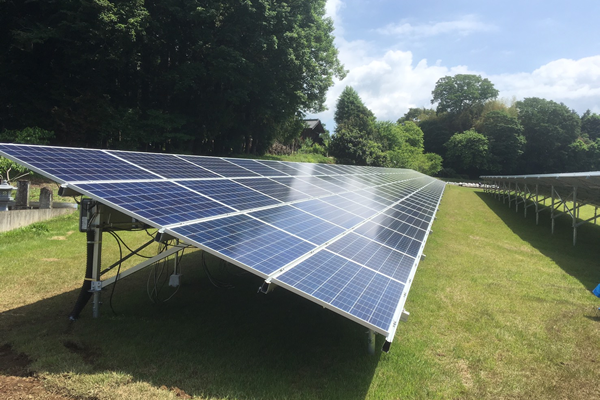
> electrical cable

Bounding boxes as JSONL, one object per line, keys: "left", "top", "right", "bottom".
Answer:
{"left": 109, "top": 230, "right": 156, "bottom": 259}
{"left": 107, "top": 230, "right": 123, "bottom": 316}
{"left": 202, "top": 251, "right": 234, "bottom": 289}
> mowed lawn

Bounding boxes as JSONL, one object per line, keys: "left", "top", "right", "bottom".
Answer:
{"left": 1, "top": 185, "right": 599, "bottom": 399}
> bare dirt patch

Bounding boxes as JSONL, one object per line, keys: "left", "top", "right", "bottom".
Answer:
{"left": 63, "top": 340, "right": 100, "bottom": 365}
{"left": 50, "top": 231, "right": 74, "bottom": 241}
{"left": 0, "top": 344, "right": 71, "bottom": 400}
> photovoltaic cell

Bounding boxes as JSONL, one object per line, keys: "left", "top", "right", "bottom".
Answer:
{"left": 325, "top": 233, "right": 415, "bottom": 283}
{"left": 0, "top": 144, "right": 158, "bottom": 182}
{"left": 234, "top": 178, "right": 310, "bottom": 203}
{"left": 170, "top": 214, "right": 316, "bottom": 276}
{"left": 178, "top": 180, "right": 280, "bottom": 210}
{"left": 226, "top": 158, "right": 287, "bottom": 177}
{"left": 273, "top": 177, "right": 333, "bottom": 198}
{"left": 75, "top": 181, "right": 234, "bottom": 226}
{"left": 179, "top": 155, "right": 260, "bottom": 177}
{"left": 274, "top": 250, "right": 405, "bottom": 331}
{"left": 250, "top": 205, "right": 345, "bottom": 245}
{"left": 354, "top": 221, "right": 422, "bottom": 257}
{"left": 109, "top": 151, "right": 220, "bottom": 179}
{"left": 291, "top": 199, "right": 365, "bottom": 229}
{"left": 255, "top": 160, "right": 303, "bottom": 176}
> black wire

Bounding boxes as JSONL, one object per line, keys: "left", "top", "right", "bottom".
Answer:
{"left": 110, "top": 230, "right": 155, "bottom": 259}
{"left": 202, "top": 251, "right": 233, "bottom": 289}
{"left": 108, "top": 231, "right": 123, "bottom": 316}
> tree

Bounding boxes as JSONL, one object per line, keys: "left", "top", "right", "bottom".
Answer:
{"left": 334, "top": 86, "right": 375, "bottom": 136}
{"left": 398, "top": 107, "right": 436, "bottom": 124}
{"left": 445, "top": 130, "right": 489, "bottom": 177}
{"left": 431, "top": 74, "right": 499, "bottom": 131}
{"left": 0, "top": 0, "right": 345, "bottom": 155}
{"left": 480, "top": 111, "right": 525, "bottom": 174}
{"left": 328, "top": 126, "right": 386, "bottom": 166}
{"left": 431, "top": 74, "right": 499, "bottom": 115}
{"left": 581, "top": 110, "right": 600, "bottom": 140}
{"left": 516, "top": 98, "right": 581, "bottom": 173}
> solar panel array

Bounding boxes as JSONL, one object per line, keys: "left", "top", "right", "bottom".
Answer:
{"left": 0, "top": 143, "right": 445, "bottom": 342}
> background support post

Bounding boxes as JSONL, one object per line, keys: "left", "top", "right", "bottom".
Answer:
{"left": 91, "top": 207, "right": 103, "bottom": 318}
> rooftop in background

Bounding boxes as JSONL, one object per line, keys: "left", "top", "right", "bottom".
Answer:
{"left": 302, "top": 119, "right": 326, "bottom": 144}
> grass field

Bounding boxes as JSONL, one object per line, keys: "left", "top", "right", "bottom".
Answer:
{"left": 1, "top": 185, "right": 599, "bottom": 399}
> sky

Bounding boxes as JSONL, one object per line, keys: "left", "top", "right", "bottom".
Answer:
{"left": 307, "top": 0, "right": 600, "bottom": 131}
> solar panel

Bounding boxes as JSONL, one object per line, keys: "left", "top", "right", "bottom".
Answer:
{"left": 0, "top": 143, "right": 445, "bottom": 347}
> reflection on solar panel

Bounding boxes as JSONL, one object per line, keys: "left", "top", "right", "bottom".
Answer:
{"left": 0, "top": 143, "right": 445, "bottom": 349}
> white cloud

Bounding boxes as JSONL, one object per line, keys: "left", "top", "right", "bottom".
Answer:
{"left": 310, "top": 1, "right": 600, "bottom": 129}
{"left": 376, "top": 14, "right": 496, "bottom": 38}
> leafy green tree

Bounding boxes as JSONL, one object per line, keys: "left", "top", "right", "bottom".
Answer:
{"left": 516, "top": 98, "right": 581, "bottom": 173}
{"left": 581, "top": 110, "right": 600, "bottom": 140}
{"left": 329, "top": 126, "right": 386, "bottom": 166}
{"left": 419, "top": 114, "right": 453, "bottom": 156}
{"left": 480, "top": 111, "right": 525, "bottom": 174}
{"left": 445, "top": 130, "right": 489, "bottom": 177}
{"left": 398, "top": 107, "right": 436, "bottom": 124}
{"left": 334, "top": 86, "right": 376, "bottom": 135}
{"left": 432, "top": 74, "right": 499, "bottom": 115}
{"left": 0, "top": 0, "right": 345, "bottom": 155}
{"left": 431, "top": 74, "right": 499, "bottom": 131}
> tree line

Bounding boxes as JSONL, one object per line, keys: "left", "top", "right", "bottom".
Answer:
{"left": 328, "top": 75, "right": 600, "bottom": 177}
{"left": 0, "top": 0, "right": 344, "bottom": 155}
{"left": 408, "top": 74, "right": 600, "bottom": 177}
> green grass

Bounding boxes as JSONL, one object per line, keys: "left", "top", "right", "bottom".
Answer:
{"left": 1, "top": 186, "right": 599, "bottom": 399}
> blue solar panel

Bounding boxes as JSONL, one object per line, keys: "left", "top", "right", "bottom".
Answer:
{"left": 108, "top": 151, "right": 220, "bottom": 179}
{"left": 255, "top": 160, "right": 303, "bottom": 176}
{"left": 226, "top": 158, "right": 287, "bottom": 177}
{"left": 75, "top": 181, "right": 234, "bottom": 226}
{"left": 0, "top": 143, "right": 446, "bottom": 343}
{"left": 325, "top": 233, "right": 415, "bottom": 283}
{"left": 291, "top": 199, "right": 365, "bottom": 229}
{"left": 179, "top": 155, "right": 260, "bottom": 177}
{"left": 274, "top": 250, "right": 405, "bottom": 331}
{"left": 178, "top": 180, "right": 280, "bottom": 210}
{"left": 250, "top": 205, "right": 344, "bottom": 245}
{"left": 0, "top": 144, "right": 158, "bottom": 182}
{"left": 171, "top": 215, "right": 316, "bottom": 276}
{"left": 354, "top": 221, "right": 422, "bottom": 257}
{"left": 273, "top": 177, "right": 334, "bottom": 198}
{"left": 234, "top": 178, "right": 310, "bottom": 203}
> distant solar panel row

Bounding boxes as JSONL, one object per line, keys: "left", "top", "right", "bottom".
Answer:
{"left": 0, "top": 143, "right": 445, "bottom": 342}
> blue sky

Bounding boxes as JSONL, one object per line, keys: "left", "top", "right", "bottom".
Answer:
{"left": 308, "top": 0, "right": 600, "bottom": 131}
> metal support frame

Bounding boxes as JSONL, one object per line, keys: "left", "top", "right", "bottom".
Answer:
{"left": 81, "top": 202, "right": 189, "bottom": 318}
{"left": 90, "top": 205, "right": 103, "bottom": 318}
{"left": 483, "top": 179, "right": 600, "bottom": 246}
{"left": 367, "top": 330, "right": 376, "bottom": 355}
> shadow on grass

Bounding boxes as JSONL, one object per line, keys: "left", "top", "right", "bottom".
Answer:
{"left": 476, "top": 191, "right": 600, "bottom": 291}
{"left": 0, "top": 251, "right": 379, "bottom": 400}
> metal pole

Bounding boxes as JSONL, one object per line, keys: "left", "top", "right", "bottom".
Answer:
{"left": 367, "top": 330, "right": 376, "bottom": 355}
{"left": 573, "top": 186, "right": 577, "bottom": 246}
{"left": 91, "top": 206, "right": 103, "bottom": 318}
{"left": 551, "top": 185, "right": 555, "bottom": 235}
{"left": 535, "top": 184, "right": 539, "bottom": 225}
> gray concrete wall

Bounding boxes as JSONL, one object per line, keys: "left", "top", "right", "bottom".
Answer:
{"left": 0, "top": 208, "right": 77, "bottom": 233}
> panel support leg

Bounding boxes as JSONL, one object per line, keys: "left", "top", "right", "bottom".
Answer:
{"left": 367, "top": 330, "right": 376, "bottom": 355}
{"left": 551, "top": 186, "right": 555, "bottom": 234}
{"left": 91, "top": 209, "right": 103, "bottom": 318}
{"left": 572, "top": 187, "right": 578, "bottom": 246}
